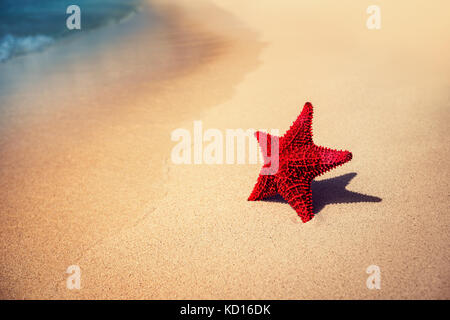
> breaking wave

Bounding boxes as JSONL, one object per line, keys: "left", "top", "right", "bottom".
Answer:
{"left": 0, "top": 34, "right": 55, "bottom": 62}
{"left": 0, "top": 0, "right": 142, "bottom": 63}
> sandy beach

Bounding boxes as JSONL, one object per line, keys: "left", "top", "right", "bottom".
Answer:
{"left": 0, "top": 0, "right": 449, "bottom": 299}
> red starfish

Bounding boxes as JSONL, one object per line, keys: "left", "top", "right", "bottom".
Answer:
{"left": 248, "top": 102, "right": 353, "bottom": 223}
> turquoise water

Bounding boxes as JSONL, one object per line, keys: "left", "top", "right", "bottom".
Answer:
{"left": 0, "top": 0, "right": 143, "bottom": 62}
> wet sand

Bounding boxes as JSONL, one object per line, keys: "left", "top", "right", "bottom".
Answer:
{"left": 0, "top": 0, "right": 449, "bottom": 299}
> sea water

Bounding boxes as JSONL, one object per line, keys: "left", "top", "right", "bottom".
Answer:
{"left": 0, "top": 0, "right": 142, "bottom": 62}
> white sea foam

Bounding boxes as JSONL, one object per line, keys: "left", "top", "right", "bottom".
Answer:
{"left": 0, "top": 34, "right": 55, "bottom": 62}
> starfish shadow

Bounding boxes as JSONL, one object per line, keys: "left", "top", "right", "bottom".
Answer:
{"left": 263, "top": 172, "right": 382, "bottom": 214}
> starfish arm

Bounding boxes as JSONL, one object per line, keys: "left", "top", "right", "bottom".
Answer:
{"left": 277, "top": 176, "right": 314, "bottom": 223}
{"left": 248, "top": 174, "right": 278, "bottom": 201}
{"left": 281, "top": 102, "right": 313, "bottom": 151}
{"left": 247, "top": 102, "right": 353, "bottom": 223}
{"left": 254, "top": 131, "right": 279, "bottom": 167}
{"left": 311, "top": 145, "right": 353, "bottom": 178}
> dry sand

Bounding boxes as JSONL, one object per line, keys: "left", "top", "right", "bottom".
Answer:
{"left": 0, "top": 0, "right": 449, "bottom": 299}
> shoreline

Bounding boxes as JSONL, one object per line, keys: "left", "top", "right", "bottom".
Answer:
{"left": 0, "top": 0, "right": 263, "bottom": 298}
{"left": 0, "top": 0, "right": 144, "bottom": 64}
{"left": 1, "top": 0, "right": 449, "bottom": 299}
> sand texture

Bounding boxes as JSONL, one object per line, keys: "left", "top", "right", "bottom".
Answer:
{"left": 0, "top": 0, "right": 449, "bottom": 299}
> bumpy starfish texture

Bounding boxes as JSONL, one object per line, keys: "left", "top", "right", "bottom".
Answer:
{"left": 248, "top": 102, "right": 352, "bottom": 223}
